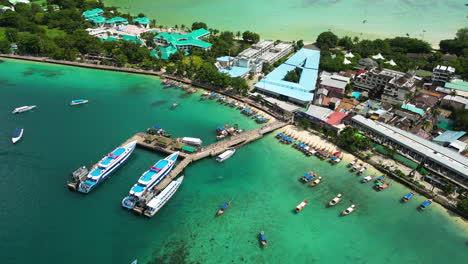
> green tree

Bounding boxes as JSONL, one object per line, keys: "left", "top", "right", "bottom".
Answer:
{"left": 115, "top": 54, "right": 128, "bottom": 67}
{"left": 165, "top": 64, "right": 176, "bottom": 74}
{"left": 316, "top": 31, "right": 338, "bottom": 50}
{"left": 338, "top": 36, "right": 354, "bottom": 50}
{"left": 449, "top": 108, "right": 468, "bottom": 131}
{"left": 283, "top": 67, "right": 302, "bottom": 83}
{"left": 457, "top": 198, "right": 468, "bottom": 214}
{"left": 0, "top": 39, "right": 10, "bottom": 53}
{"left": 297, "top": 118, "right": 311, "bottom": 129}
{"left": 191, "top": 22, "right": 207, "bottom": 30}
{"left": 231, "top": 77, "right": 249, "bottom": 95}
{"left": 242, "top": 31, "right": 260, "bottom": 43}
{"left": 455, "top": 27, "right": 468, "bottom": 41}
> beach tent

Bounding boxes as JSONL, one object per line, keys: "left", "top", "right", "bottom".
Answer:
{"left": 385, "top": 59, "right": 397, "bottom": 66}
{"left": 343, "top": 58, "right": 352, "bottom": 65}
{"left": 372, "top": 53, "right": 385, "bottom": 60}
{"left": 345, "top": 52, "right": 354, "bottom": 58}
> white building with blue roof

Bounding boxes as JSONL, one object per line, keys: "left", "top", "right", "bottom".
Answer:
{"left": 254, "top": 48, "right": 320, "bottom": 106}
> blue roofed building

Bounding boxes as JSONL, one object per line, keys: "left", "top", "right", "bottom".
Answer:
{"left": 254, "top": 48, "right": 320, "bottom": 105}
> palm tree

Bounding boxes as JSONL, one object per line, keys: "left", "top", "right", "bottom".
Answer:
{"left": 236, "top": 31, "right": 241, "bottom": 38}
{"left": 181, "top": 24, "right": 186, "bottom": 31}
{"left": 150, "top": 19, "right": 156, "bottom": 28}
{"left": 430, "top": 107, "right": 440, "bottom": 119}
{"left": 405, "top": 91, "right": 414, "bottom": 102}
{"left": 422, "top": 120, "right": 432, "bottom": 132}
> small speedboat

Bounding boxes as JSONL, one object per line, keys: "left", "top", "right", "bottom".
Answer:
{"left": 419, "top": 200, "right": 432, "bottom": 210}
{"left": 12, "top": 105, "right": 36, "bottom": 114}
{"left": 376, "top": 182, "right": 392, "bottom": 191}
{"left": 348, "top": 159, "right": 357, "bottom": 167}
{"left": 259, "top": 231, "right": 268, "bottom": 246}
{"left": 170, "top": 101, "right": 178, "bottom": 109}
{"left": 342, "top": 204, "right": 356, "bottom": 215}
{"left": 357, "top": 166, "right": 367, "bottom": 175}
{"left": 402, "top": 192, "right": 414, "bottom": 202}
{"left": 70, "top": 99, "right": 89, "bottom": 106}
{"left": 216, "top": 201, "right": 231, "bottom": 216}
{"left": 130, "top": 259, "right": 138, "bottom": 264}
{"left": 328, "top": 194, "right": 342, "bottom": 206}
{"left": 309, "top": 176, "right": 322, "bottom": 187}
{"left": 295, "top": 199, "right": 308, "bottom": 213}
{"left": 12, "top": 128, "right": 24, "bottom": 144}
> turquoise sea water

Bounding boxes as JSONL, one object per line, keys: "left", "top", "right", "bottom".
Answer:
{"left": 0, "top": 59, "right": 467, "bottom": 264}
{"left": 104, "top": 0, "right": 467, "bottom": 45}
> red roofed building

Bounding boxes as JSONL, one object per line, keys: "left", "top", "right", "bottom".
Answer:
{"left": 326, "top": 111, "right": 347, "bottom": 126}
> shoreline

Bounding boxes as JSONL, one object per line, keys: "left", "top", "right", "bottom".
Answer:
{"left": 278, "top": 125, "right": 468, "bottom": 221}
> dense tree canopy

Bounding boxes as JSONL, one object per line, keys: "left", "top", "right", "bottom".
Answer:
{"left": 191, "top": 22, "right": 208, "bottom": 30}
{"left": 242, "top": 31, "right": 260, "bottom": 44}
{"left": 316, "top": 31, "right": 338, "bottom": 50}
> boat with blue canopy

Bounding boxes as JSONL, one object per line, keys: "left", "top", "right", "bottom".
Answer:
{"left": 70, "top": 99, "right": 89, "bottom": 106}
{"left": 78, "top": 141, "right": 137, "bottom": 193}
{"left": 216, "top": 201, "right": 231, "bottom": 216}
{"left": 300, "top": 172, "right": 316, "bottom": 183}
{"left": 122, "top": 152, "right": 179, "bottom": 209}
{"left": 419, "top": 200, "right": 432, "bottom": 210}
{"left": 259, "top": 231, "right": 268, "bottom": 247}
{"left": 11, "top": 128, "right": 24, "bottom": 144}
{"left": 402, "top": 192, "right": 415, "bottom": 202}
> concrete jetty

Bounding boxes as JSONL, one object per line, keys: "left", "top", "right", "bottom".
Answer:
{"left": 69, "top": 120, "right": 287, "bottom": 214}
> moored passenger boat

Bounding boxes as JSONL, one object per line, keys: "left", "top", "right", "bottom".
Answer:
{"left": 352, "top": 163, "right": 362, "bottom": 171}
{"left": 328, "top": 194, "right": 342, "bottom": 206}
{"left": 358, "top": 166, "right": 367, "bottom": 175}
{"left": 376, "top": 181, "right": 392, "bottom": 191}
{"left": 144, "top": 176, "right": 184, "bottom": 217}
{"left": 181, "top": 137, "right": 203, "bottom": 146}
{"left": 125, "top": 152, "right": 179, "bottom": 201}
{"left": 374, "top": 175, "right": 386, "bottom": 182}
{"left": 295, "top": 199, "right": 309, "bottom": 213}
{"left": 402, "top": 192, "right": 414, "bottom": 202}
{"left": 77, "top": 141, "right": 137, "bottom": 193}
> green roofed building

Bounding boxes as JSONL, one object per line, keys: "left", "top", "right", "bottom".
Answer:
{"left": 89, "top": 15, "right": 106, "bottom": 25}
{"left": 82, "top": 8, "right": 104, "bottom": 19}
{"left": 106, "top": 17, "right": 128, "bottom": 26}
{"left": 133, "top": 17, "right": 150, "bottom": 28}
{"left": 100, "top": 37, "right": 119, "bottom": 42}
{"left": 152, "top": 28, "right": 212, "bottom": 59}
{"left": 401, "top": 104, "right": 425, "bottom": 116}
{"left": 445, "top": 80, "right": 468, "bottom": 93}
{"left": 181, "top": 145, "right": 196, "bottom": 153}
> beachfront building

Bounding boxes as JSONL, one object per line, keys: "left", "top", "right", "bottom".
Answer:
{"left": 215, "top": 40, "right": 293, "bottom": 77}
{"left": 432, "top": 65, "right": 455, "bottom": 86}
{"left": 318, "top": 72, "right": 350, "bottom": 98}
{"left": 353, "top": 68, "right": 416, "bottom": 105}
{"left": 350, "top": 115, "right": 468, "bottom": 190}
{"left": 254, "top": 48, "right": 320, "bottom": 106}
{"left": 132, "top": 17, "right": 150, "bottom": 28}
{"left": 151, "top": 28, "right": 212, "bottom": 59}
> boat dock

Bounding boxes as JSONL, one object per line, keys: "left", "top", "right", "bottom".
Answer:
{"left": 68, "top": 120, "right": 286, "bottom": 213}
{"left": 129, "top": 120, "right": 286, "bottom": 215}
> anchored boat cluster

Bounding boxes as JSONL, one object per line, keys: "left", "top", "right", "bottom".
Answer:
{"left": 200, "top": 92, "right": 270, "bottom": 124}
{"left": 161, "top": 79, "right": 197, "bottom": 94}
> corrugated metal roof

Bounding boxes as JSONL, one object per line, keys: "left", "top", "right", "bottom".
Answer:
{"left": 303, "top": 105, "right": 334, "bottom": 121}
{"left": 352, "top": 115, "right": 468, "bottom": 179}
{"left": 219, "top": 66, "right": 249, "bottom": 78}
{"left": 401, "top": 104, "right": 425, "bottom": 116}
{"left": 445, "top": 80, "right": 468, "bottom": 92}
{"left": 433, "top": 130, "right": 466, "bottom": 143}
